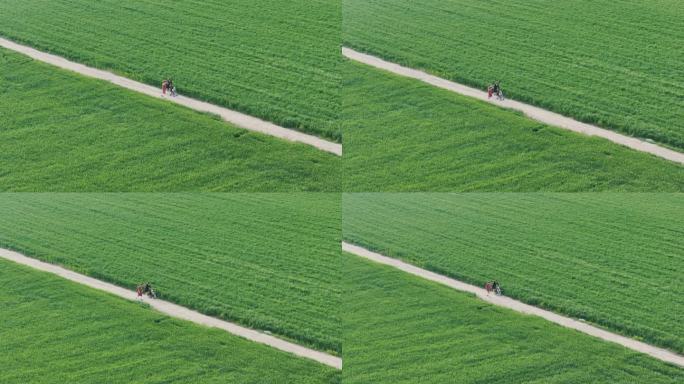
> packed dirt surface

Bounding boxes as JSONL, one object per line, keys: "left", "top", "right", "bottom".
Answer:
{"left": 342, "top": 242, "right": 684, "bottom": 368}
{"left": 0, "top": 37, "right": 341, "bottom": 156}
{"left": 342, "top": 47, "right": 684, "bottom": 165}
{"left": 0, "top": 248, "right": 342, "bottom": 369}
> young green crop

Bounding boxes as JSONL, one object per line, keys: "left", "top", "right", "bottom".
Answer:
{"left": 0, "top": 260, "right": 340, "bottom": 384}
{"left": 343, "top": 254, "right": 683, "bottom": 383}
{"left": 343, "top": 193, "right": 684, "bottom": 353}
{"left": 0, "top": 193, "right": 341, "bottom": 354}
{"left": 344, "top": 0, "right": 684, "bottom": 150}
{"left": 0, "top": 0, "right": 341, "bottom": 140}
{"left": 0, "top": 49, "right": 340, "bottom": 192}
{"left": 342, "top": 62, "right": 684, "bottom": 191}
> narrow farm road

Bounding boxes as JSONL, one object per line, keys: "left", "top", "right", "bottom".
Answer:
{"left": 342, "top": 47, "right": 684, "bottom": 165}
{"left": 0, "top": 37, "right": 341, "bottom": 156}
{"left": 342, "top": 242, "right": 684, "bottom": 368}
{"left": 0, "top": 248, "right": 342, "bottom": 370}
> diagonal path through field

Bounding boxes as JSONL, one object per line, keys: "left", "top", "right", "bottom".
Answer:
{"left": 0, "top": 37, "right": 341, "bottom": 156}
{"left": 342, "top": 241, "right": 684, "bottom": 368}
{"left": 342, "top": 47, "right": 684, "bottom": 165}
{"left": 0, "top": 247, "right": 342, "bottom": 370}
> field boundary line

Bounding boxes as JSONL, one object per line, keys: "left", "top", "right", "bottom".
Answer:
{"left": 342, "top": 241, "right": 684, "bottom": 368}
{"left": 342, "top": 47, "right": 684, "bottom": 165}
{"left": 0, "top": 248, "right": 342, "bottom": 370}
{"left": 0, "top": 37, "right": 341, "bottom": 156}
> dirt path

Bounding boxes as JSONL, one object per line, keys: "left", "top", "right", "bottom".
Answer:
{"left": 0, "top": 37, "right": 341, "bottom": 156}
{"left": 0, "top": 248, "right": 342, "bottom": 370}
{"left": 342, "top": 48, "right": 684, "bottom": 165}
{"left": 342, "top": 242, "right": 684, "bottom": 368}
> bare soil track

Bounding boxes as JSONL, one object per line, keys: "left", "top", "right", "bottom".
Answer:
{"left": 0, "top": 37, "right": 342, "bottom": 156}
{"left": 0, "top": 248, "right": 342, "bottom": 370}
{"left": 342, "top": 47, "right": 684, "bottom": 165}
{"left": 342, "top": 241, "right": 684, "bottom": 368}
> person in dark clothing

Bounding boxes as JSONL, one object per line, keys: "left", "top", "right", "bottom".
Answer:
{"left": 167, "top": 79, "right": 177, "bottom": 97}
{"left": 136, "top": 282, "right": 156, "bottom": 299}
{"left": 492, "top": 280, "right": 501, "bottom": 295}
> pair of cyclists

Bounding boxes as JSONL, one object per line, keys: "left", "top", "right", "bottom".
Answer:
{"left": 485, "top": 280, "right": 502, "bottom": 295}
{"left": 136, "top": 282, "right": 157, "bottom": 299}
{"left": 487, "top": 81, "right": 503, "bottom": 100}
{"left": 161, "top": 79, "right": 177, "bottom": 97}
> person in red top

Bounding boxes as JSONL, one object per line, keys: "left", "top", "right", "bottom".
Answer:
{"left": 136, "top": 282, "right": 157, "bottom": 299}
{"left": 161, "top": 79, "right": 169, "bottom": 96}
{"left": 485, "top": 281, "right": 493, "bottom": 294}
